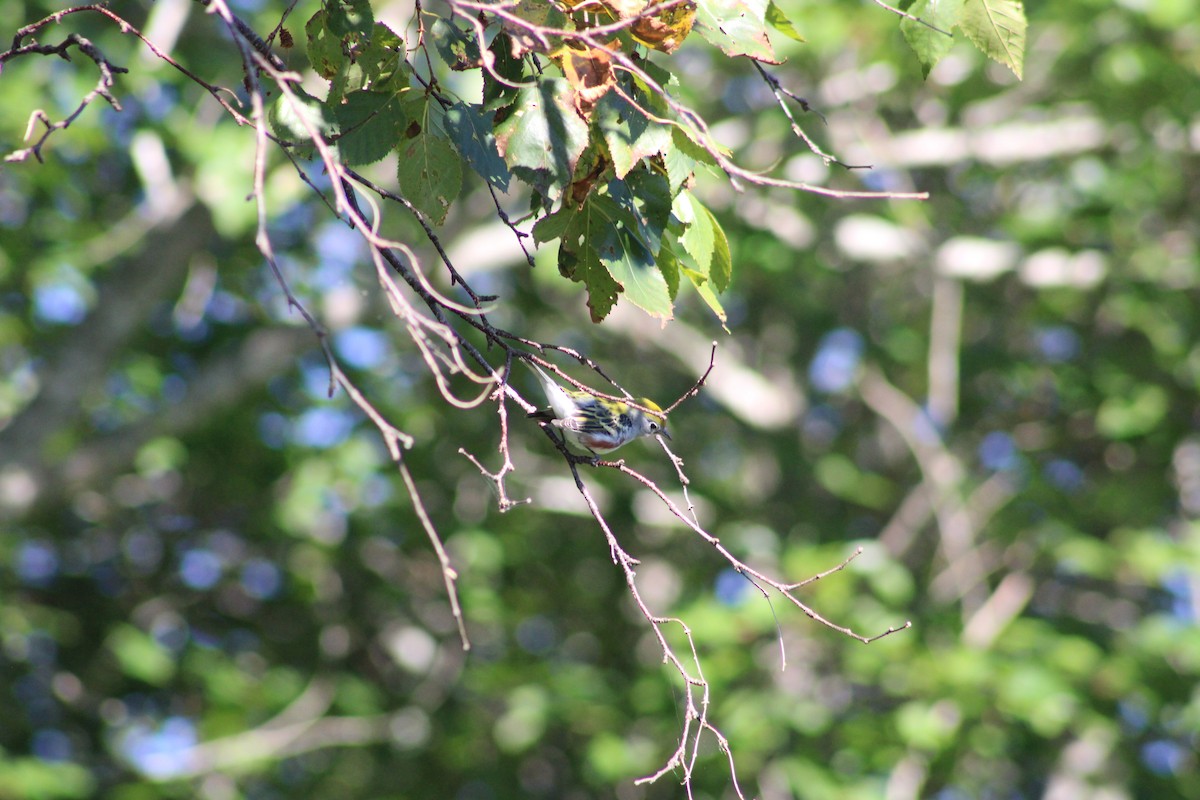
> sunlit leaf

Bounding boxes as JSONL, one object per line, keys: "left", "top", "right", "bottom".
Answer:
{"left": 765, "top": 0, "right": 805, "bottom": 43}
{"left": 677, "top": 190, "right": 715, "bottom": 276}
{"left": 694, "top": 0, "right": 779, "bottom": 63}
{"left": 603, "top": 224, "right": 673, "bottom": 321}
{"left": 959, "top": 0, "right": 1026, "bottom": 79}
{"left": 430, "top": 18, "right": 480, "bottom": 71}
{"left": 504, "top": 0, "right": 570, "bottom": 55}
{"left": 631, "top": 0, "right": 698, "bottom": 53}
{"left": 535, "top": 191, "right": 673, "bottom": 321}
{"left": 595, "top": 87, "right": 672, "bottom": 179}
{"left": 494, "top": 78, "right": 589, "bottom": 199}
{"left": 560, "top": 45, "right": 616, "bottom": 117}
{"left": 0, "top": 758, "right": 94, "bottom": 799}
{"left": 1096, "top": 385, "right": 1168, "bottom": 439}
{"left": 900, "top": 0, "right": 963, "bottom": 78}
{"left": 702, "top": 201, "right": 733, "bottom": 292}
{"left": 269, "top": 88, "right": 336, "bottom": 146}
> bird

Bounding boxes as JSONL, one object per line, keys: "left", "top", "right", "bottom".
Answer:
{"left": 525, "top": 361, "right": 670, "bottom": 455}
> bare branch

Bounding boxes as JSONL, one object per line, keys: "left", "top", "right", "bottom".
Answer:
{"left": 752, "top": 61, "right": 873, "bottom": 170}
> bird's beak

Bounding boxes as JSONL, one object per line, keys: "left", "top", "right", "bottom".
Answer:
{"left": 659, "top": 429, "right": 672, "bottom": 441}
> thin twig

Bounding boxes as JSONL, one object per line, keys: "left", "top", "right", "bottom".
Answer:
{"left": 872, "top": 0, "right": 954, "bottom": 37}
{"left": 752, "top": 62, "right": 875, "bottom": 170}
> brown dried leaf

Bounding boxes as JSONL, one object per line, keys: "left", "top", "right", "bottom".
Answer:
{"left": 631, "top": 1, "right": 697, "bottom": 53}
{"left": 561, "top": 45, "right": 617, "bottom": 118}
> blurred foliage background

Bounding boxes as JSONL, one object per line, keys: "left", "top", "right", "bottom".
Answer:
{"left": 2, "top": 0, "right": 1199, "bottom": 798}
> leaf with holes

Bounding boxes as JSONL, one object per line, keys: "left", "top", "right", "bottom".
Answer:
{"left": 694, "top": 0, "right": 779, "bottom": 63}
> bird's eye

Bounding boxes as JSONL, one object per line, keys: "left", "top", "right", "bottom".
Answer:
{"left": 648, "top": 421, "right": 660, "bottom": 431}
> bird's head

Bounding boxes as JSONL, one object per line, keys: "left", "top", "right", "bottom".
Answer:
{"left": 634, "top": 399, "right": 670, "bottom": 441}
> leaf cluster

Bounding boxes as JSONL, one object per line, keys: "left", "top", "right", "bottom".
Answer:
{"left": 273, "top": 0, "right": 1024, "bottom": 323}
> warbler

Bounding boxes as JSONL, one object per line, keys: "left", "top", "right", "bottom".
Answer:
{"left": 526, "top": 361, "right": 670, "bottom": 455}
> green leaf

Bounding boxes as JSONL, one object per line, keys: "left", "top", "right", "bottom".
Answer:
{"left": 108, "top": 623, "right": 175, "bottom": 685}
{"left": 534, "top": 192, "right": 673, "bottom": 322}
{"left": 900, "top": 0, "right": 963, "bottom": 78}
{"left": 430, "top": 18, "right": 480, "bottom": 71}
{"left": 815, "top": 453, "right": 897, "bottom": 509}
{"left": 0, "top": 758, "right": 94, "bottom": 799}
{"left": 484, "top": 33, "right": 526, "bottom": 113}
{"left": 355, "top": 23, "right": 407, "bottom": 90}
{"left": 693, "top": 275, "right": 729, "bottom": 330}
{"left": 678, "top": 196, "right": 733, "bottom": 292}
{"left": 658, "top": 242, "right": 681, "bottom": 300}
{"left": 309, "top": 15, "right": 406, "bottom": 102}
{"left": 602, "top": 224, "right": 673, "bottom": 321}
{"left": 445, "top": 103, "right": 512, "bottom": 191}
{"left": 664, "top": 146, "right": 696, "bottom": 194}
{"left": 270, "top": 88, "right": 336, "bottom": 147}
{"left": 494, "top": 78, "right": 589, "bottom": 200}
{"left": 396, "top": 96, "right": 463, "bottom": 224}
{"left": 606, "top": 170, "right": 671, "bottom": 255}
{"left": 508, "top": 0, "right": 568, "bottom": 30}
{"left": 668, "top": 240, "right": 728, "bottom": 327}
{"left": 324, "top": 0, "right": 374, "bottom": 36}
{"left": 676, "top": 190, "right": 714, "bottom": 276}
{"left": 595, "top": 88, "right": 672, "bottom": 179}
{"left": 333, "top": 90, "right": 408, "bottom": 166}
{"left": 305, "top": 10, "right": 341, "bottom": 80}
{"left": 694, "top": 0, "right": 779, "bottom": 63}
{"left": 1096, "top": 385, "right": 1168, "bottom": 439}
{"left": 503, "top": 0, "right": 569, "bottom": 54}
{"left": 959, "top": 0, "right": 1026, "bottom": 79}
{"left": 765, "top": 0, "right": 806, "bottom": 42}
{"left": 534, "top": 200, "right": 623, "bottom": 322}
{"left": 708, "top": 206, "right": 732, "bottom": 292}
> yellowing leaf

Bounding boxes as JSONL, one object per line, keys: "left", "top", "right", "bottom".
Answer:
{"left": 560, "top": 45, "right": 616, "bottom": 117}
{"left": 631, "top": 1, "right": 697, "bottom": 53}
